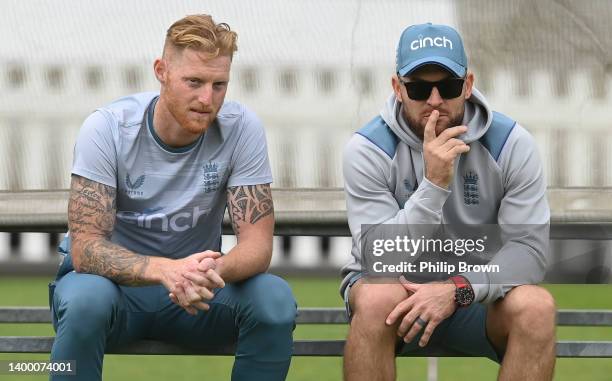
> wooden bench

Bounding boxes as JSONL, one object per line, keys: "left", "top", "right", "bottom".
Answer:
{"left": 1, "top": 188, "right": 611, "bottom": 361}
{"left": 1, "top": 307, "right": 611, "bottom": 358}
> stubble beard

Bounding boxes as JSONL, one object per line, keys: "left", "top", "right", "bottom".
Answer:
{"left": 181, "top": 113, "right": 213, "bottom": 135}
{"left": 405, "top": 109, "right": 465, "bottom": 140}
{"left": 166, "top": 97, "right": 214, "bottom": 136}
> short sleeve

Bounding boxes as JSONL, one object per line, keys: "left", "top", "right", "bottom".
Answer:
{"left": 71, "top": 110, "right": 118, "bottom": 188}
{"left": 227, "top": 110, "right": 273, "bottom": 187}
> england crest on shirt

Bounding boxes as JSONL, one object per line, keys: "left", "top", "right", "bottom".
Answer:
{"left": 203, "top": 162, "right": 220, "bottom": 193}
{"left": 463, "top": 171, "right": 479, "bottom": 205}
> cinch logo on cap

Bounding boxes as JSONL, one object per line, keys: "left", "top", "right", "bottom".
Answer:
{"left": 410, "top": 35, "right": 454, "bottom": 51}
{"left": 396, "top": 23, "right": 467, "bottom": 78}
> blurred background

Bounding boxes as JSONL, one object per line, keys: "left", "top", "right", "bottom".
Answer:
{"left": 1, "top": 0, "right": 611, "bottom": 282}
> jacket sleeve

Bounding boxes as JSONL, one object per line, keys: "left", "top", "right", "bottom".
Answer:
{"left": 462, "top": 125, "right": 550, "bottom": 304}
{"left": 343, "top": 135, "right": 450, "bottom": 268}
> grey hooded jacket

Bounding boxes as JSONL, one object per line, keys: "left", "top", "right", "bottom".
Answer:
{"left": 341, "top": 89, "right": 550, "bottom": 304}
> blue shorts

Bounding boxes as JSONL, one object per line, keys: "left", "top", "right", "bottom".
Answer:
{"left": 343, "top": 273, "right": 502, "bottom": 362}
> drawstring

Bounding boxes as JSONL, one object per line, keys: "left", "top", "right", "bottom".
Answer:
{"left": 410, "top": 147, "right": 419, "bottom": 191}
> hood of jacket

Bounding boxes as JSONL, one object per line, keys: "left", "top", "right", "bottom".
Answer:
{"left": 380, "top": 88, "right": 493, "bottom": 152}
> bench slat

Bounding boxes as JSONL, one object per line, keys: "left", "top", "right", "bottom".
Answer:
{"left": 3, "top": 189, "right": 612, "bottom": 239}
{"left": 0, "top": 307, "right": 52, "bottom": 323}
{"left": 557, "top": 309, "right": 612, "bottom": 326}
{"left": 0, "top": 337, "right": 611, "bottom": 358}
{"left": 2, "top": 307, "right": 612, "bottom": 326}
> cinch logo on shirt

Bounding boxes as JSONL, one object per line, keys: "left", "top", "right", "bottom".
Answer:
{"left": 117, "top": 205, "right": 212, "bottom": 232}
{"left": 410, "top": 35, "right": 453, "bottom": 51}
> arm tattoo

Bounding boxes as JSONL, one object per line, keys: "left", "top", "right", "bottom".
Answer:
{"left": 227, "top": 184, "right": 274, "bottom": 236}
{"left": 68, "top": 175, "right": 150, "bottom": 286}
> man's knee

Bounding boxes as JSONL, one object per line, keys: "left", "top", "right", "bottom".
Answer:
{"left": 239, "top": 274, "right": 297, "bottom": 328}
{"left": 503, "top": 285, "right": 556, "bottom": 340}
{"left": 349, "top": 281, "right": 409, "bottom": 332}
{"left": 53, "top": 273, "right": 121, "bottom": 335}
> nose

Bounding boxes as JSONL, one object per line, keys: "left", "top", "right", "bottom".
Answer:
{"left": 427, "top": 86, "right": 444, "bottom": 107}
{"left": 197, "top": 83, "right": 213, "bottom": 106}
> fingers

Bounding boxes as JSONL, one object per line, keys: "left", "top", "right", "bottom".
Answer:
{"left": 394, "top": 308, "right": 438, "bottom": 347}
{"left": 169, "top": 292, "right": 178, "bottom": 305}
{"left": 191, "top": 250, "right": 222, "bottom": 262}
{"left": 437, "top": 125, "right": 467, "bottom": 141}
{"left": 386, "top": 297, "right": 415, "bottom": 326}
{"left": 177, "top": 282, "right": 201, "bottom": 305}
{"left": 169, "top": 286, "right": 198, "bottom": 315}
{"left": 189, "top": 301, "right": 211, "bottom": 311}
{"left": 169, "top": 283, "right": 212, "bottom": 315}
{"left": 397, "top": 309, "right": 420, "bottom": 338}
{"left": 448, "top": 144, "right": 470, "bottom": 156}
{"left": 394, "top": 278, "right": 449, "bottom": 347}
{"left": 195, "top": 285, "right": 214, "bottom": 301}
{"left": 197, "top": 257, "right": 217, "bottom": 272}
{"left": 172, "top": 281, "right": 202, "bottom": 304}
{"left": 394, "top": 305, "right": 437, "bottom": 347}
{"left": 163, "top": 254, "right": 224, "bottom": 316}
{"left": 170, "top": 282, "right": 190, "bottom": 307}
{"left": 169, "top": 293, "right": 208, "bottom": 315}
{"left": 440, "top": 139, "right": 470, "bottom": 157}
{"left": 399, "top": 276, "right": 420, "bottom": 293}
{"left": 423, "top": 110, "right": 439, "bottom": 143}
{"left": 398, "top": 311, "right": 431, "bottom": 344}
{"left": 184, "top": 268, "right": 225, "bottom": 289}
{"left": 183, "top": 271, "right": 213, "bottom": 288}
{"left": 417, "top": 319, "right": 439, "bottom": 347}
{"left": 203, "top": 269, "right": 225, "bottom": 288}
{"left": 439, "top": 138, "right": 464, "bottom": 151}
{"left": 181, "top": 279, "right": 215, "bottom": 303}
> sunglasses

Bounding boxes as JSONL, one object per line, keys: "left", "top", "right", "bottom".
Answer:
{"left": 398, "top": 77, "right": 465, "bottom": 101}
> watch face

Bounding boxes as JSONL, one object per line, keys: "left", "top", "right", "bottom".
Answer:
{"left": 456, "top": 286, "right": 474, "bottom": 306}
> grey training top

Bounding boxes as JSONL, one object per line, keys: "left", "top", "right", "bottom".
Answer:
{"left": 71, "top": 92, "right": 272, "bottom": 258}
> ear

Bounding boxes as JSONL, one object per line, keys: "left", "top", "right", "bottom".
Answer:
{"left": 464, "top": 70, "right": 475, "bottom": 99}
{"left": 153, "top": 58, "right": 166, "bottom": 84}
{"left": 391, "top": 75, "right": 403, "bottom": 102}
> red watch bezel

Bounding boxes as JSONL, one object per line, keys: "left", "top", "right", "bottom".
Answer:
{"left": 450, "top": 275, "right": 469, "bottom": 288}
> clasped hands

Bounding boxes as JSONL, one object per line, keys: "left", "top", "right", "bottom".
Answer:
{"left": 161, "top": 250, "right": 225, "bottom": 315}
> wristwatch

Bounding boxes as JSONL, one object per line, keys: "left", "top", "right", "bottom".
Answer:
{"left": 449, "top": 275, "right": 475, "bottom": 307}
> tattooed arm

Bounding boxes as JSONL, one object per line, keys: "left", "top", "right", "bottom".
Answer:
{"left": 216, "top": 184, "right": 274, "bottom": 282}
{"left": 69, "top": 174, "right": 223, "bottom": 314}
{"left": 68, "top": 174, "right": 166, "bottom": 285}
